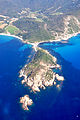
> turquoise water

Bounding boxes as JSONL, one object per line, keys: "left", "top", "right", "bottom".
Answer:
{"left": 19, "top": 44, "right": 32, "bottom": 51}
{"left": 38, "top": 34, "right": 80, "bottom": 120}
{"left": 0, "top": 35, "right": 34, "bottom": 120}
{"left": 0, "top": 35, "right": 15, "bottom": 44}
{"left": 53, "top": 34, "right": 80, "bottom": 69}
{"left": 39, "top": 34, "right": 80, "bottom": 70}
{"left": 1, "top": 34, "right": 80, "bottom": 120}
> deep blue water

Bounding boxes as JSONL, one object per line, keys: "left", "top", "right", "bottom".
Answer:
{"left": 0, "top": 35, "right": 35, "bottom": 120}
{"left": 0, "top": 34, "right": 80, "bottom": 120}
{"left": 38, "top": 34, "right": 80, "bottom": 120}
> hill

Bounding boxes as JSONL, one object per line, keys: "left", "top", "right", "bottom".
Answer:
{"left": 0, "top": 0, "right": 80, "bottom": 42}
{"left": 0, "top": 0, "right": 80, "bottom": 16}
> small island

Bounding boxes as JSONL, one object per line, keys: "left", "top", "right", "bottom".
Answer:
{"left": 20, "top": 95, "right": 33, "bottom": 111}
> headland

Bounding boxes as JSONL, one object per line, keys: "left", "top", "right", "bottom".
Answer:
{"left": 0, "top": 31, "right": 80, "bottom": 111}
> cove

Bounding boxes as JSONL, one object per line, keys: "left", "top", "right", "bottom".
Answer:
{"left": 38, "top": 34, "right": 80, "bottom": 120}
{"left": 39, "top": 34, "right": 80, "bottom": 70}
{"left": 53, "top": 34, "right": 80, "bottom": 70}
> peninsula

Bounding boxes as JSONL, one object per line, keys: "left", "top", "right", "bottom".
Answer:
{"left": 0, "top": 4, "right": 80, "bottom": 111}
{"left": 19, "top": 47, "right": 64, "bottom": 110}
{"left": 19, "top": 47, "right": 64, "bottom": 92}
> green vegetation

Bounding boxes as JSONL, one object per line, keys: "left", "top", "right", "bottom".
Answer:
{"left": 0, "top": 1, "right": 80, "bottom": 43}
{"left": 68, "top": 19, "right": 80, "bottom": 33}
{"left": 44, "top": 15, "right": 64, "bottom": 33}
{"left": 33, "top": 49, "right": 55, "bottom": 64}
{"left": 45, "top": 70, "right": 53, "bottom": 80}
{"left": 25, "top": 49, "right": 55, "bottom": 77}
{"left": 13, "top": 18, "right": 53, "bottom": 42}
{"left": 24, "top": 28, "right": 53, "bottom": 42}
{"left": 0, "top": 28, "right": 5, "bottom": 33}
{"left": 68, "top": 28, "right": 73, "bottom": 34}
{"left": 5, "top": 25, "right": 20, "bottom": 34}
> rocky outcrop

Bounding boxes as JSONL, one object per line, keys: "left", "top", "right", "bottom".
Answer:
{"left": 56, "top": 74, "right": 64, "bottom": 81}
{"left": 20, "top": 95, "right": 33, "bottom": 111}
{"left": 19, "top": 48, "right": 64, "bottom": 111}
{"left": 19, "top": 49, "right": 64, "bottom": 92}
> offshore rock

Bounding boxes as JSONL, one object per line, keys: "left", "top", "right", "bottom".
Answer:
{"left": 20, "top": 95, "right": 33, "bottom": 111}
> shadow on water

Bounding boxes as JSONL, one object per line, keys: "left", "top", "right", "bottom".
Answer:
{"left": 0, "top": 35, "right": 80, "bottom": 120}
{"left": 26, "top": 52, "right": 80, "bottom": 120}
{"left": 0, "top": 36, "right": 35, "bottom": 120}
{"left": 35, "top": 38, "right": 80, "bottom": 120}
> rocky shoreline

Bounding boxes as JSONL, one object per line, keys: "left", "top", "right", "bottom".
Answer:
{"left": 20, "top": 95, "right": 33, "bottom": 111}
{"left": 19, "top": 60, "right": 64, "bottom": 92}
{"left": 0, "top": 30, "right": 80, "bottom": 49}
{"left": 0, "top": 32, "right": 79, "bottom": 111}
{"left": 19, "top": 47, "right": 64, "bottom": 110}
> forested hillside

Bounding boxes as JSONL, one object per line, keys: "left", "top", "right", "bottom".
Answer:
{"left": 0, "top": 0, "right": 80, "bottom": 16}
{"left": 0, "top": 0, "right": 80, "bottom": 42}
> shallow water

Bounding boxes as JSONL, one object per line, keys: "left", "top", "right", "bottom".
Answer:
{"left": 38, "top": 34, "right": 80, "bottom": 120}
{"left": 54, "top": 34, "right": 80, "bottom": 70}
{"left": 0, "top": 35, "right": 34, "bottom": 120}
{"left": 39, "top": 34, "right": 80, "bottom": 70}
{"left": 0, "top": 34, "right": 80, "bottom": 120}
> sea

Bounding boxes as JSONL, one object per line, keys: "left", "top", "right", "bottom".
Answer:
{"left": 0, "top": 34, "right": 80, "bottom": 120}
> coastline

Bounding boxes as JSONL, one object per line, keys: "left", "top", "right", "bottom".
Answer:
{"left": 19, "top": 47, "right": 64, "bottom": 93}
{"left": 0, "top": 33, "right": 23, "bottom": 42}
{"left": 31, "top": 31, "right": 80, "bottom": 45}
{"left": 0, "top": 31, "right": 80, "bottom": 48}
{"left": 18, "top": 31, "right": 80, "bottom": 110}
{"left": 0, "top": 31, "right": 80, "bottom": 110}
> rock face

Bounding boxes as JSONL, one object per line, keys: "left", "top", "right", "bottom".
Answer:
{"left": 56, "top": 74, "right": 64, "bottom": 81}
{"left": 20, "top": 95, "right": 33, "bottom": 111}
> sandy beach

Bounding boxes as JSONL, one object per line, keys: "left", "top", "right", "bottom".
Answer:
{"left": 0, "top": 31, "right": 80, "bottom": 51}
{"left": 0, "top": 33, "right": 23, "bottom": 42}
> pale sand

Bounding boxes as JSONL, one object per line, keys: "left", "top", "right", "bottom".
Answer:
{"left": 0, "top": 33, "right": 23, "bottom": 42}
{"left": 0, "top": 31, "right": 80, "bottom": 51}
